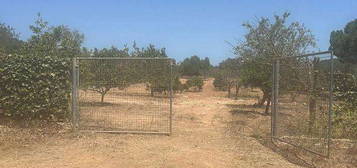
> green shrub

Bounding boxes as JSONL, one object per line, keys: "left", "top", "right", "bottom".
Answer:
{"left": 333, "top": 72, "right": 357, "bottom": 139}
{"left": 213, "top": 73, "right": 227, "bottom": 91}
{"left": 0, "top": 55, "right": 71, "bottom": 120}
{"left": 186, "top": 76, "right": 204, "bottom": 91}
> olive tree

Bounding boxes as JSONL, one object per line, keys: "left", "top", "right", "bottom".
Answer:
{"left": 80, "top": 47, "right": 131, "bottom": 103}
{"left": 21, "top": 13, "right": 84, "bottom": 59}
{"left": 132, "top": 44, "right": 171, "bottom": 96}
{"left": 235, "top": 12, "right": 316, "bottom": 114}
{"left": 213, "top": 58, "right": 242, "bottom": 98}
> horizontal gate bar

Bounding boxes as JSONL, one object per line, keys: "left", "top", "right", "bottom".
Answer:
{"left": 77, "top": 57, "right": 173, "bottom": 60}
{"left": 272, "top": 137, "right": 329, "bottom": 158}
{"left": 80, "top": 130, "right": 171, "bottom": 135}
{"left": 273, "top": 51, "right": 332, "bottom": 60}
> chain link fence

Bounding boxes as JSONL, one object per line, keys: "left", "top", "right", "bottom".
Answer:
{"left": 272, "top": 51, "right": 333, "bottom": 157}
{"left": 72, "top": 57, "right": 173, "bottom": 135}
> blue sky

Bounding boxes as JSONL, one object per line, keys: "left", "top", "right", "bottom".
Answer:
{"left": 1, "top": 0, "right": 356, "bottom": 65}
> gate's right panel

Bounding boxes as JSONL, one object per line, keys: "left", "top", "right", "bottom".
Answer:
{"left": 273, "top": 52, "right": 333, "bottom": 156}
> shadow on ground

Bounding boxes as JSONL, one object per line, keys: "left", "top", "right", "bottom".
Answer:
{"left": 79, "top": 101, "right": 121, "bottom": 107}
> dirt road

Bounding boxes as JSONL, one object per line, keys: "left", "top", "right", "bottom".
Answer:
{"left": 0, "top": 79, "right": 300, "bottom": 168}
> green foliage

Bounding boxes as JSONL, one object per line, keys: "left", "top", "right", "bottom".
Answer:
{"left": 80, "top": 44, "right": 173, "bottom": 100}
{"left": 0, "top": 55, "right": 71, "bottom": 120}
{"left": 133, "top": 44, "right": 171, "bottom": 96}
{"left": 80, "top": 47, "right": 131, "bottom": 102}
{"left": 330, "top": 19, "right": 357, "bottom": 63}
{"left": 0, "top": 14, "right": 82, "bottom": 120}
{"left": 333, "top": 72, "right": 357, "bottom": 138}
{"left": 171, "top": 76, "right": 182, "bottom": 92}
{"left": 213, "top": 58, "right": 241, "bottom": 97}
{"left": 329, "top": 19, "right": 357, "bottom": 139}
{"left": 213, "top": 71, "right": 227, "bottom": 91}
{"left": 0, "top": 22, "right": 23, "bottom": 54}
{"left": 21, "top": 13, "right": 84, "bottom": 59}
{"left": 235, "top": 12, "right": 315, "bottom": 112}
{"left": 179, "top": 55, "right": 212, "bottom": 77}
{"left": 186, "top": 76, "right": 204, "bottom": 91}
{"left": 239, "top": 57, "right": 272, "bottom": 96}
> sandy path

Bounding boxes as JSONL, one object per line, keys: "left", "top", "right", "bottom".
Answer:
{"left": 0, "top": 79, "right": 300, "bottom": 168}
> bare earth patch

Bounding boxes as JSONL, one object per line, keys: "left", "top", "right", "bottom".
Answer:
{"left": 0, "top": 79, "right": 300, "bottom": 168}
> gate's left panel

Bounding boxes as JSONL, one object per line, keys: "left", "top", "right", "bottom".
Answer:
{"left": 76, "top": 58, "right": 172, "bottom": 134}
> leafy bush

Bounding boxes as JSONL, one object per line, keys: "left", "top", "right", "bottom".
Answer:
{"left": 179, "top": 56, "right": 212, "bottom": 77}
{"left": 333, "top": 72, "right": 357, "bottom": 138}
{"left": 0, "top": 55, "right": 71, "bottom": 120}
{"left": 213, "top": 72, "right": 227, "bottom": 91}
{"left": 186, "top": 76, "right": 204, "bottom": 91}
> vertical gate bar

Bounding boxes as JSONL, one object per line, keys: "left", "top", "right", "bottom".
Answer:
{"left": 76, "top": 59, "right": 81, "bottom": 128}
{"left": 273, "top": 59, "right": 279, "bottom": 138}
{"left": 271, "top": 59, "right": 276, "bottom": 139}
{"left": 76, "top": 59, "right": 80, "bottom": 128}
{"left": 327, "top": 51, "right": 334, "bottom": 157}
{"left": 169, "top": 59, "right": 173, "bottom": 135}
{"left": 72, "top": 57, "right": 78, "bottom": 130}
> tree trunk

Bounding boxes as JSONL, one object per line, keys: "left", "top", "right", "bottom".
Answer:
{"left": 101, "top": 93, "right": 105, "bottom": 103}
{"left": 151, "top": 89, "right": 154, "bottom": 97}
{"left": 235, "top": 84, "right": 240, "bottom": 100}
{"left": 258, "top": 92, "right": 268, "bottom": 106}
{"left": 99, "top": 87, "right": 110, "bottom": 103}
{"left": 227, "top": 85, "right": 231, "bottom": 98}
{"left": 265, "top": 97, "right": 271, "bottom": 115}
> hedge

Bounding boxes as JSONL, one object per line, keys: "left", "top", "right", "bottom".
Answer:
{"left": 0, "top": 55, "right": 71, "bottom": 120}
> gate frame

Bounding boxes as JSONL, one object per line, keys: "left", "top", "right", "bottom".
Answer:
{"left": 72, "top": 57, "right": 174, "bottom": 135}
{"left": 271, "top": 51, "right": 334, "bottom": 157}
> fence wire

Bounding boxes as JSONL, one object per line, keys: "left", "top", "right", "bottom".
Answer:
{"left": 272, "top": 51, "right": 333, "bottom": 157}
{"left": 73, "top": 57, "right": 172, "bottom": 134}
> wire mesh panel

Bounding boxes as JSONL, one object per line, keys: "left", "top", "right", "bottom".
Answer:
{"left": 272, "top": 51, "right": 333, "bottom": 157}
{"left": 74, "top": 57, "right": 172, "bottom": 134}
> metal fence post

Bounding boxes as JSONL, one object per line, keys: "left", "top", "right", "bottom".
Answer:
{"left": 272, "top": 59, "right": 279, "bottom": 138}
{"left": 271, "top": 59, "right": 275, "bottom": 139}
{"left": 72, "top": 57, "right": 79, "bottom": 130}
{"left": 169, "top": 59, "right": 173, "bottom": 136}
{"left": 327, "top": 51, "right": 334, "bottom": 157}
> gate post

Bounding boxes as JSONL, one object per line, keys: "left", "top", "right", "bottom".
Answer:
{"left": 169, "top": 59, "right": 173, "bottom": 135}
{"left": 327, "top": 51, "right": 334, "bottom": 157}
{"left": 272, "top": 59, "right": 279, "bottom": 138}
{"left": 72, "top": 57, "right": 79, "bottom": 130}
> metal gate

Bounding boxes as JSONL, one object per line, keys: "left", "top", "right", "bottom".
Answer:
{"left": 72, "top": 57, "right": 173, "bottom": 135}
{"left": 271, "top": 51, "right": 334, "bottom": 157}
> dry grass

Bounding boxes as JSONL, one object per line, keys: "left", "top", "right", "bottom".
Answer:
{"left": 0, "top": 79, "right": 355, "bottom": 167}
{"left": 227, "top": 88, "right": 357, "bottom": 168}
{"left": 0, "top": 79, "right": 302, "bottom": 168}
{"left": 78, "top": 88, "right": 170, "bottom": 132}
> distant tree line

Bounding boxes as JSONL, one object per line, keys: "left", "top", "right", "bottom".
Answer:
{"left": 178, "top": 55, "right": 212, "bottom": 77}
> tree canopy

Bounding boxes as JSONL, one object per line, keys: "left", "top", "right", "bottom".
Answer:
{"left": 234, "top": 12, "right": 316, "bottom": 114}
{"left": 329, "top": 19, "right": 357, "bottom": 138}
{"left": 213, "top": 58, "right": 242, "bottom": 98}
{"left": 179, "top": 55, "right": 212, "bottom": 77}
{"left": 0, "top": 22, "right": 23, "bottom": 55}
{"left": 330, "top": 19, "right": 357, "bottom": 64}
{"left": 21, "top": 13, "right": 84, "bottom": 58}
